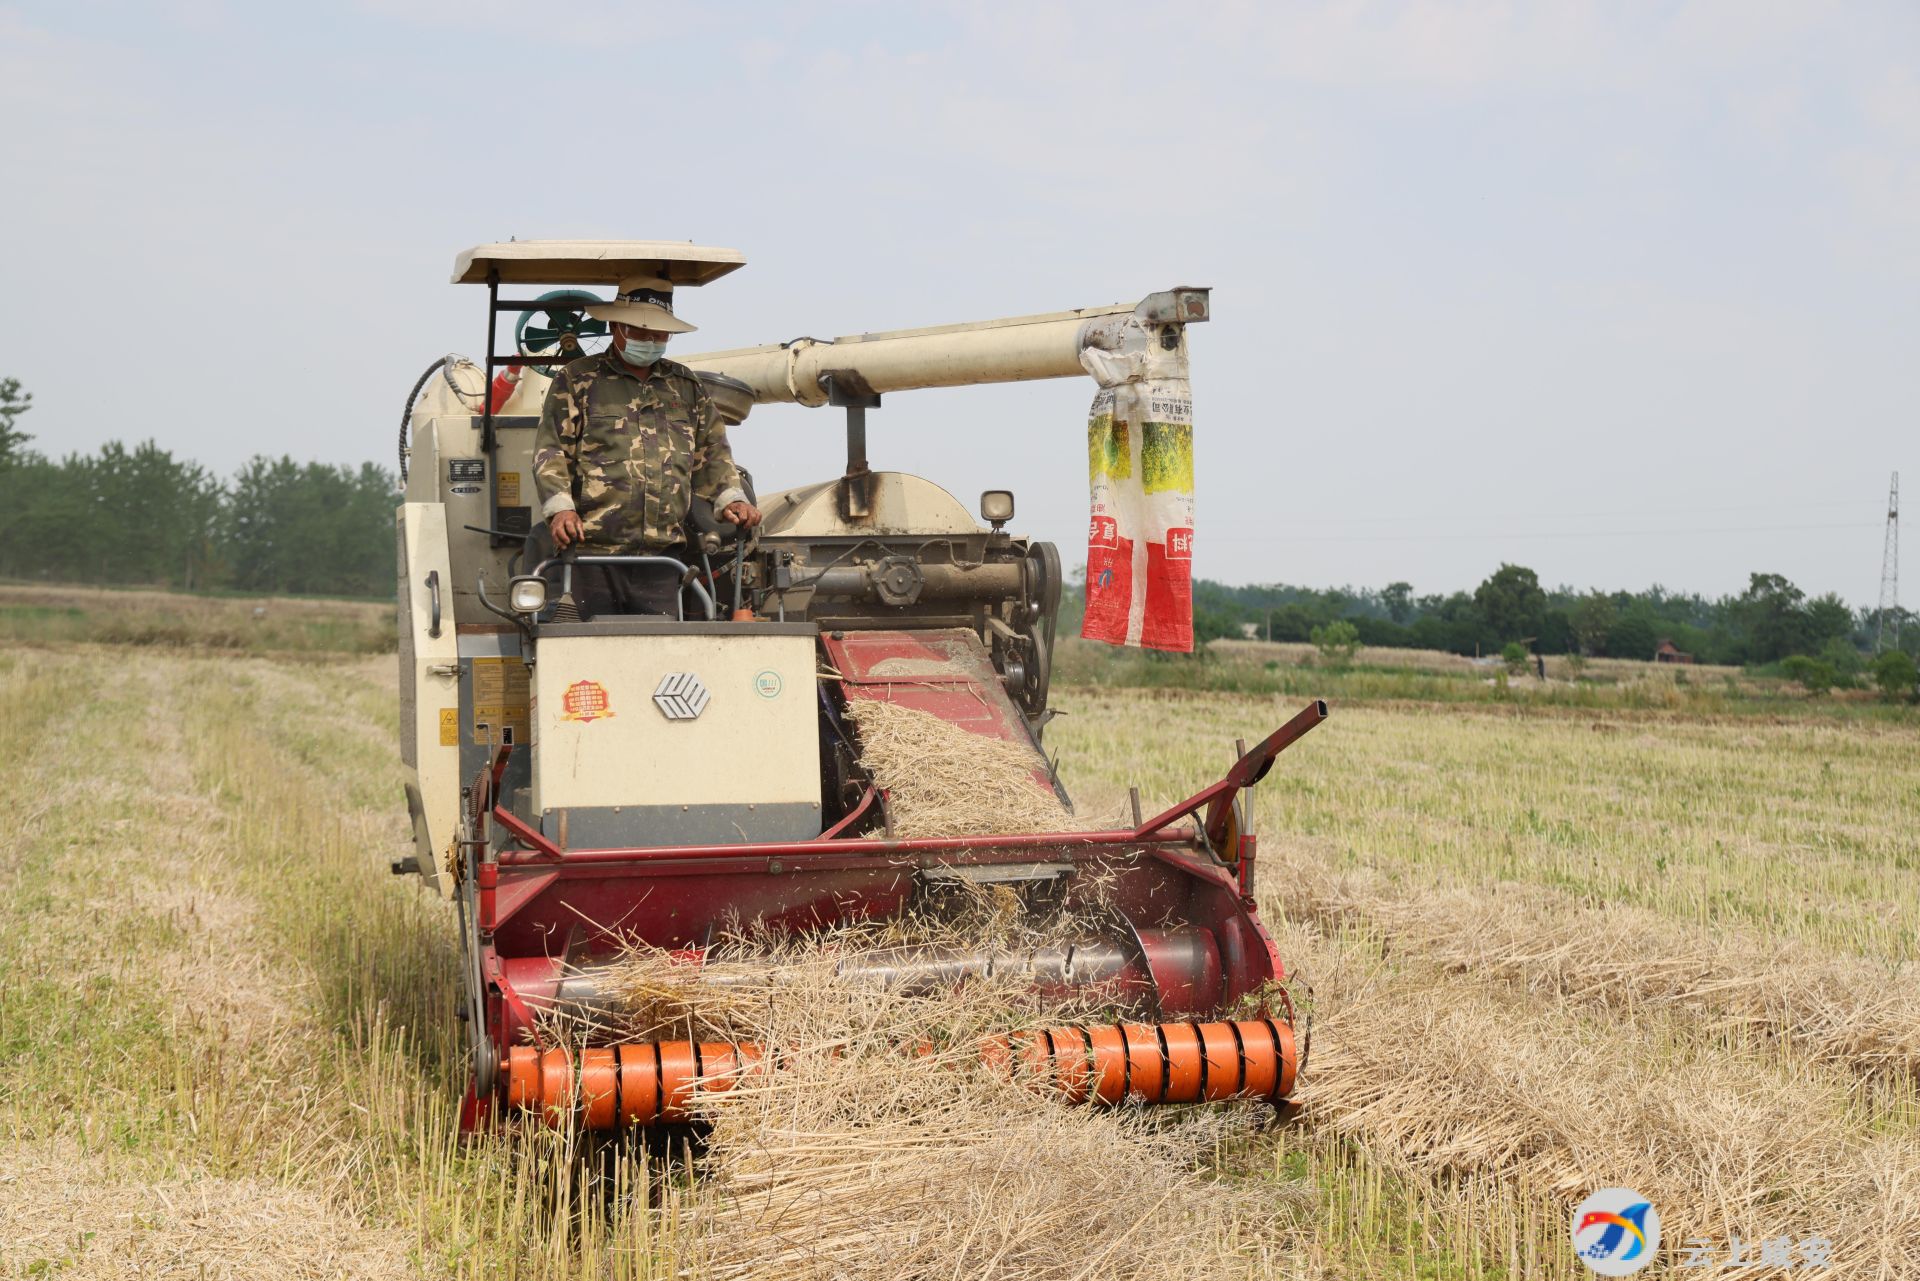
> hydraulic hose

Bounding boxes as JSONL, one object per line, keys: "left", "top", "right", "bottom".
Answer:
{"left": 398, "top": 357, "right": 450, "bottom": 487}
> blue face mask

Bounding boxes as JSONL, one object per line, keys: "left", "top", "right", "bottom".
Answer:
{"left": 619, "top": 337, "right": 666, "bottom": 367}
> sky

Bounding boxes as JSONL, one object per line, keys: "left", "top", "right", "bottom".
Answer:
{"left": 2, "top": 0, "right": 1914, "bottom": 603}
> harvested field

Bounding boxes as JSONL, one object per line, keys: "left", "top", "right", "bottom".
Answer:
{"left": 4, "top": 625, "right": 1917, "bottom": 1278}
{"left": 0, "top": 582, "right": 393, "bottom": 654}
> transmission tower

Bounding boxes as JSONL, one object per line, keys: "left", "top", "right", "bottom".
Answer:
{"left": 1876, "top": 471, "right": 1900, "bottom": 652}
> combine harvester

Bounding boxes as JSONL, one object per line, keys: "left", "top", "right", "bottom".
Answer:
{"left": 394, "top": 241, "right": 1326, "bottom": 1131}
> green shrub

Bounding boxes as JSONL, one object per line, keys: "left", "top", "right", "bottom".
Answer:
{"left": 1780, "top": 654, "right": 1838, "bottom": 694}
{"left": 1870, "top": 649, "right": 1918, "bottom": 701}
{"left": 1310, "top": 619, "right": 1361, "bottom": 664}
{"left": 1817, "top": 636, "right": 1865, "bottom": 687}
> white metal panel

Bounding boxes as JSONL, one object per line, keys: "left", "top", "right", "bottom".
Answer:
{"left": 397, "top": 501, "right": 462, "bottom": 894}
{"left": 532, "top": 633, "right": 819, "bottom": 816}
{"left": 758, "top": 472, "right": 981, "bottom": 538}
{"left": 405, "top": 414, "right": 535, "bottom": 626}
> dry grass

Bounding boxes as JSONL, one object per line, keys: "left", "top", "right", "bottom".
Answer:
{"left": 1270, "top": 848, "right": 1920, "bottom": 1083}
{"left": 1054, "top": 688, "right": 1920, "bottom": 1277}
{"left": 1056, "top": 635, "right": 1888, "bottom": 718}
{"left": 0, "top": 581, "right": 392, "bottom": 654}
{"left": 7, "top": 599, "right": 1919, "bottom": 1279}
{"left": 595, "top": 882, "right": 1121, "bottom": 1040}
{"left": 1283, "top": 913, "right": 1920, "bottom": 1278}
{"left": 0, "top": 1138, "right": 425, "bottom": 1280}
{"left": 600, "top": 929, "right": 1307, "bottom": 1280}
{"left": 841, "top": 697, "right": 1082, "bottom": 838}
{"left": 1210, "top": 637, "right": 1748, "bottom": 686}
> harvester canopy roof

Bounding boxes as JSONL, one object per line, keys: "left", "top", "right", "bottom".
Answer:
{"left": 451, "top": 240, "right": 746, "bottom": 287}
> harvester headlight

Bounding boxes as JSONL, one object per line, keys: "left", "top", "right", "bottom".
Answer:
{"left": 508, "top": 575, "right": 549, "bottom": 614}
{"left": 980, "top": 490, "right": 1015, "bottom": 528}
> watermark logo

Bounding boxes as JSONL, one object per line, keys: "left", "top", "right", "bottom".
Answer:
{"left": 1680, "top": 1234, "right": 1831, "bottom": 1270}
{"left": 1573, "top": 1188, "right": 1660, "bottom": 1276}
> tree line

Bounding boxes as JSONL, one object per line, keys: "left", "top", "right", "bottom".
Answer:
{"left": 1189, "top": 561, "right": 1915, "bottom": 675}
{"left": 1, "top": 376, "right": 1908, "bottom": 676}
{"left": 0, "top": 379, "right": 395, "bottom": 597}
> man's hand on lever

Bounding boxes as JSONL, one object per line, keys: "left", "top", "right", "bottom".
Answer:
{"left": 722, "top": 500, "right": 762, "bottom": 529}
{"left": 549, "top": 510, "right": 585, "bottom": 549}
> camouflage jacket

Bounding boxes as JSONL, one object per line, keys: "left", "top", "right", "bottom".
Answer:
{"left": 531, "top": 351, "right": 747, "bottom": 552}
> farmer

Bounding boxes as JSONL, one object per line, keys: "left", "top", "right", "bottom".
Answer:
{"left": 531, "top": 275, "right": 762, "bottom": 617}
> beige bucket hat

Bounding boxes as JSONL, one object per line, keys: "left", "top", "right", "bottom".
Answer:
{"left": 585, "top": 274, "right": 697, "bottom": 334}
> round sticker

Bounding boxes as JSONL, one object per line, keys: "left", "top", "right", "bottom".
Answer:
{"left": 754, "top": 669, "right": 783, "bottom": 699}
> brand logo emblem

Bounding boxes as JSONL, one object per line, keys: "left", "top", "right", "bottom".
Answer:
{"left": 653, "top": 672, "right": 710, "bottom": 721}
{"left": 1573, "top": 1188, "right": 1659, "bottom": 1275}
{"left": 754, "top": 669, "right": 783, "bottom": 699}
{"left": 560, "top": 679, "right": 614, "bottom": 723}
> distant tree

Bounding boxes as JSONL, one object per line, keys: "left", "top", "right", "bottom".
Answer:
{"left": 1607, "top": 613, "right": 1658, "bottom": 660}
{"left": 1310, "top": 619, "right": 1361, "bottom": 664}
{"left": 1804, "top": 592, "right": 1856, "bottom": 647}
{"left": 1473, "top": 563, "right": 1545, "bottom": 644}
{"left": 1736, "top": 572, "right": 1813, "bottom": 663}
{"left": 0, "top": 378, "right": 31, "bottom": 466}
{"left": 1537, "top": 609, "right": 1574, "bottom": 655}
{"left": 1381, "top": 581, "right": 1414, "bottom": 624}
{"left": 1571, "top": 591, "right": 1615, "bottom": 656}
{"left": 1263, "top": 603, "right": 1317, "bottom": 643}
{"left": 1500, "top": 641, "right": 1529, "bottom": 675}
{"left": 223, "top": 456, "right": 396, "bottom": 596}
{"left": 1870, "top": 649, "right": 1917, "bottom": 701}
{"left": 77, "top": 441, "right": 223, "bottom": 587}
{"left": 0, "top": 380, "right": 39, "bottom": 564}
{"left": 1351, "top": 615, "right": 1413, "bottom": 648}
{"left": 1192, "top": 603, "right": 1242, "bottom": 650}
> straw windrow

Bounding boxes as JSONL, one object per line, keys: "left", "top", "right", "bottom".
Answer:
{"left": 1269, "top": 848, "right": 1920, "bottom": 1083}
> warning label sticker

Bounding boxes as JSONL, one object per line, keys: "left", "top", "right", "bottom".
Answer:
{"left": 471, "top": 657, "right": 530, "bottom": 743}
{"left": 438, "top": 707, "right": 459, "bottom": 746}
{"left": 496, "top": 471, "right": 521, "bottom": 506}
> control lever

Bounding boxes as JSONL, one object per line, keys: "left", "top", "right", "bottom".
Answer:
{"left": 730, "top": 534, "right": 751, "bottom": 620}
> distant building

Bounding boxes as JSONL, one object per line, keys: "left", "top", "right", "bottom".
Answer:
{"left": 1653, "top": 639, "right": 1695, "bottom": 664}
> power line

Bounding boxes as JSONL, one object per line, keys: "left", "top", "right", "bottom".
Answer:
{"left": 1876, "top": 472, "right": 1900, "bottom": 653}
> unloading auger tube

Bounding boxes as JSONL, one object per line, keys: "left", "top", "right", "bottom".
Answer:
{"left": 676, "top": 286, "right": 1211, "bottom": 406}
